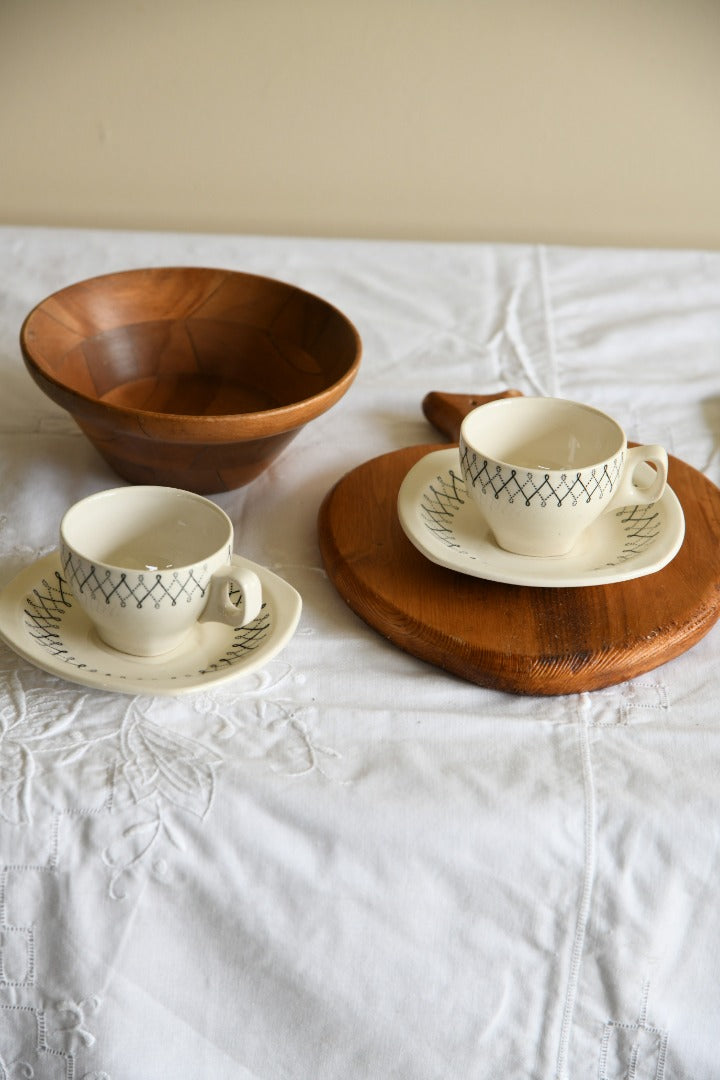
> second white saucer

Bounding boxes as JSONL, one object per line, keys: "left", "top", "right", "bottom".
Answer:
{"left": 0, "top": 552, "right": 302, "bottom": 696}
{"left": 397, "top": 449, "right": 685, "bottom": 588}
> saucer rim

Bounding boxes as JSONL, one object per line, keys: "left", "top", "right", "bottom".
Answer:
{"left": 397, "top": 448, "right": 686, "bottom": 588}
{"left": 0, "top": 551, "right": 302, "bottom": 696}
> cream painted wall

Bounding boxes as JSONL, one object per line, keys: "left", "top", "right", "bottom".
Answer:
{"left": 1, "top": 0, "right": 719, "bottom": 248}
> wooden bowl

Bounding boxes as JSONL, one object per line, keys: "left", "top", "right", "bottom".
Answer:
{"left": 20, "top": 266, "right": 362, "bottom": 493}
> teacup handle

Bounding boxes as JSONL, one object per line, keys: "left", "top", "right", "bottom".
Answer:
{"left": 606, "top": 444, "right": 668, "bottom": 511}
{"left": 199, "top": 563, "right": 262, "bottom": 627}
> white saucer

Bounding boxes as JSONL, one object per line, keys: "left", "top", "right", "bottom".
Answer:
{"left": 397, "top": 449, "right": 685, "bottom": 588}
{"left": 0, "top": 552, "right": 302, "bottom": 696}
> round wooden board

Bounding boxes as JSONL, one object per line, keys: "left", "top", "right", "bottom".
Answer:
{"left": 318, "top": 441, "right": 720, "bottom": 696}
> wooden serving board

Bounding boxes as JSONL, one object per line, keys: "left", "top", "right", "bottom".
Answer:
{"left": 318, "top": 391, "right": 720, "bottom": 695}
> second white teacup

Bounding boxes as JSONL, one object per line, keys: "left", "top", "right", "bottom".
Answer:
{"left": 459, "top": 397, "right": 668, "bottom": 557}
{"left": 60, "top": 486, "right": 262, "bottom": 656}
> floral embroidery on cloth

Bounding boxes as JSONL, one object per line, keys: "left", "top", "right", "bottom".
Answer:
{"left": 0, "top": 647, "right": 341, "bottom": 1078}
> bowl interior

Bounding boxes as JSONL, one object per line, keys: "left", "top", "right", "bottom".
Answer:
{"left": 23, "top": 268, "right": 360, "bottom": 419}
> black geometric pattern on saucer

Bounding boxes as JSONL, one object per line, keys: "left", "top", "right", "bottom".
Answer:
{"left": 23, "top": 568, "right": 272, "bottom": 676}
{"left": 459, "top": 444, "right": 622, "bottom": 507}
{"left": 420, "top": 468, "right": 660, "bottom": 566}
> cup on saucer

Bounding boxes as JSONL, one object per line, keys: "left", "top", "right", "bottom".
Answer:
{"left": 60, "top": 486, "right": 262, "bottom": 656}
{"left": 459, "top": 397, "right": 668, "bottom": 557}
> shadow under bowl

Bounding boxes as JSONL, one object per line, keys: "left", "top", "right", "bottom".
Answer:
{"left": 20, "top": 266, "right": 362, "bottom": 493}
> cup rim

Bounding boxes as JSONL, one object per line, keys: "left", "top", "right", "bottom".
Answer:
{"left": 459, "top": 396, "right": 626, "bottom": 473}
{"left": 60, "top": 485, "right": 233, "bottom": 573}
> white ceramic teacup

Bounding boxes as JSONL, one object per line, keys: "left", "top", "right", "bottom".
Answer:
{"left": 60, "top": 486, "right": 262, "bottom": 656}
{"left": 459, "top": 397, "right": 668, "bottom": 557}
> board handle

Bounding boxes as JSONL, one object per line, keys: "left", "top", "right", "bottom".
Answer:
{"left": 421, "top": 389, "right": 524, "bottom": 443}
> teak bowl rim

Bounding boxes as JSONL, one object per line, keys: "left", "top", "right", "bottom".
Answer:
{"left": 20, "top": 265, "right": 363, "bottom": 436}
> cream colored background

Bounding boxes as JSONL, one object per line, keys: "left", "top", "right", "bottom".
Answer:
{"left": 2, "top": 0, "right": 719, "bottom": 248}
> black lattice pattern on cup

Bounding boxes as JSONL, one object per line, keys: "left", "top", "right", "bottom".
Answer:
{"left": 22, "top": 569, "right": 274, "bottom": 680}
{"left": 459, "top": 445, "right": 622, "bottom": 507}
{"left": 61, "top": 548, "right": 209, "bottom": 609}
{"left": 419, "top": 467, "right": 661, "bottom": 566}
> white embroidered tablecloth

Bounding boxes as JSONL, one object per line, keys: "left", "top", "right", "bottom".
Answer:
{"left": 1, "top": 225, "right": 719, "bottom": 1079}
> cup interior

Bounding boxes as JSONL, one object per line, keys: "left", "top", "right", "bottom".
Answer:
{"left": 61, "top": 486, "right": 231, "bottom": 571}
{"left": 461, "top": 397, "right": 624, "bottom": 471}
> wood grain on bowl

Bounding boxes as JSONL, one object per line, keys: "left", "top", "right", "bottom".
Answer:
{"left": 21, "top": 267, "right": 361, "bottom": 493}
